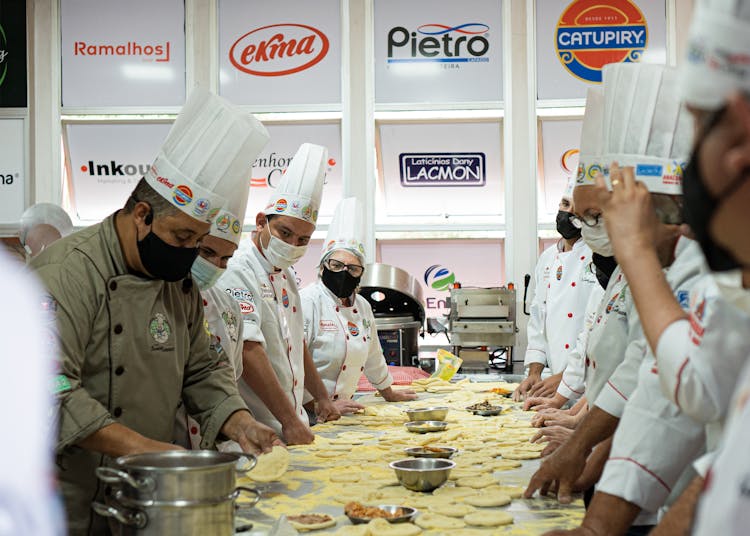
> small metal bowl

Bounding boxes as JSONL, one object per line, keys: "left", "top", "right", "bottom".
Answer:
{"left": 404, "top": 421, "right": 448, "bottom": 434}
{"left": 390, "top": 458, "right": 455, "bottom": 492}
{"left": 404, "top": 446, "right": 457, "bottom": 459}
{"left": 466, "top": 405, "right": 503, "bottom": 416}
{"left": 404, "top": 407, "right": 449, "bottom": 422}
{"left": 346, "top": 505, "right": 418, "bottom": 525}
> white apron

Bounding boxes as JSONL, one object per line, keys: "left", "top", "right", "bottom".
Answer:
{"left": 525, "top": 239, "right": 597, "bottom": 373}
{"left": 218, "top": 240, "right": 308, "bottom": 437}
{"left": 300, "top": 281, "right": 392, "bottom": 401}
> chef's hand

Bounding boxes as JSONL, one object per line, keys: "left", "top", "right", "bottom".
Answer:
{"left": 315, "top": 397, "right": 341, "bottom": 422}
{"left": 282, "top": 419, "right": 315, "bottom": 446}
{"left": 513, "top": 373, "right": 542, "bottom": 401}
{"left": 221, "top": 411, "right": 284, "bottom": 455}
{"left": 594, "top": 164, "right": 659, "bottom": 260}
{"left": 380, "top": 386, "right": 418, "bottom": 402}
{"left": 531, "top": 425, "right": 573, "bottom": 457}
{"left": 525, "top": 392, "right": 567, "bottom": 412}
{"left": 534, "top": 410, "right": 580, "bottom": 430}
{"left": 332, "top": 398, "right": 365, "bottom": 415}
{"left": 524, "top": 441, "right": 588, "bottom": 504}
{"left": 527, "top": 373, "right": 563, "bottom": 399}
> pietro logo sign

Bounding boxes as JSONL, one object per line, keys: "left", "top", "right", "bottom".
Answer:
{"left": 387, "top": 23, "right": 490, "bottom": 65}
{"left": 400, "top": 153, "right": 486, "bottom": 187}
{"left": 73, "top": 41, "right": 171, "bottom": 62}
{"left": 556, "top": 0, "right": 647, "bottom": 83}
{"left": 229, "top": 23, "right": 329, "bottom": 77}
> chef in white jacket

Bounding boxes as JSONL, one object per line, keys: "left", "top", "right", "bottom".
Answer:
{"left": 175, "top": 108, "right": 276, "bottom": 449}
{"left": 218, "top": 143, "right": 340, "bottom": 444}
{"left": 300, "top": 198, "right": 417, "bottom": 414}
{"left": 514, "top": 177, "right": 597, "bottom": 400}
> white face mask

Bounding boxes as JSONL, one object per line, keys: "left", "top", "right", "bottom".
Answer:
{"left": 581, "top": 219, "right": 614, "bottom": 257}
{"left": 191, "top": 254, "right": 226, "bottom": 291}
{"left": 261, "top": 228, "right": 307, "bottom": 270}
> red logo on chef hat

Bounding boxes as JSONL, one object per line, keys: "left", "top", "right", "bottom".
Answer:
{"left": 229, "top": 23, "right": 330, "bottom": 77}
{"left": 173, "top": 185, "right": 193, "bottom": 206}
{"left": 281, "top": 288, "right": 289, "bottom": 308}
{"left": 275, "top": 199, "right": 287, "bottom": 213}
{"left": 556, "top": 0, "right": 648, "bottom": 84}
{"left": 347, "top": 321, "right": 359, "bottom": 337}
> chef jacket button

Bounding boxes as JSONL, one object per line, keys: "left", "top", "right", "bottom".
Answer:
{"left": 282, "top": 274, "right": 287, "bottom": 280}
{"left": 113, "top": 407, "right": 122, "bottom": 418}
{"left": 109, "top": 281, "right": 117, "bottom": 291}
{"left": 203, "top": 299, "right": 208, "bottom": 306}
{"left": 342, "top": 365, "right": 347, "bottom": 371}
{"left": 363, "top": 337, "right": 366, "bottom": 342}
{"left": 567, "top": 313, "right": 573, "bottom": 318}
{"left": 294, "top": 379, "right": 298, "bottom": 386}
{"left": 346, "top": 335, "right": 350, "bottom": 340}
{"left": 592, "top": 361, "right": 597, "bottom": 369}
{"left": 585, "top": 357, "right": 591, "bottom": 367}
{"left": 115, "top": 366, "right": 124, "bottom": 376}
{"left": 335, "top": 307, "right": 340, "bottom": 312}
{"left": 190, "top": 426, "right": 198, "bottom": 435}
{"left": 360, "top": 366, "right": 364, "bottom": 372}
{"left": 353, "top": 309, "right": 358, "bottom": 314}
{"left": 564, "top": 344, "right": 570, "bottom": 349}
{"left": 571, "top": 282, "right": 576, "bottom": 287}
{"left": 292, "top": 306, "right": 297, "bottom": 313}
{"left": 580, "top": 256, "right": 585, "bottom": 260}
{"left": 270, "top": 275, "right": 274, "bottom": 282}
{"left": 113, "top": 324, "right": 123, "bottom": 335}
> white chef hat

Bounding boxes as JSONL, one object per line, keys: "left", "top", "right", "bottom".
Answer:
{"left": 680, "top": 0, "right": 750, "bottom": 110}
{"left": 209, "top": 113, "right": 270, "bottom": 245}
{"left": 263, "top": 143, "right": 328, "bottom": 225}
{"left": 575, "top": 87, "right": 606, "bottom": 187}
{"left": 320, "top": 197, "right": 366, "bottom": 264}
{"left": 145, "top": 87, "right": 269, "bottom": 224}
{"left": 19, "top": 203, "right": 73, "bottom": 245}
{"left": 601, "top": 62, "right": 692, "bottom": 194}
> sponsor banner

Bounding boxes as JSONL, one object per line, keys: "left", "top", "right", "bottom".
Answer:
{"left": 538, "top": 119, "right": 582, "bottom": 222}
{"left": 60, "top": 0, "right": 185, "bottom": 107}
{"left": 375, "top": 0, "right": 502, "bottom": 104}
{"left": 0, "top": 118, "right": 25, "bottom": 224}
{"left": 219, "top": 0, "right": 341, "bottom": 106}
{"left": 247, "top": 122, "right": 342, "bottom": 223}
{"left": 0, "top": 0, "right": 27, "bottom": 107}
{"left": 536, "top": 0, "right": 667, "bottom": 100}
{"left": 379, "top": 240, "right": 505, "bottom": 319}
{"left": 64, "top": 122, "right": 172, "bottom": 222}
{"left": 378, "top": 122, "right": 502, "bottom": 218}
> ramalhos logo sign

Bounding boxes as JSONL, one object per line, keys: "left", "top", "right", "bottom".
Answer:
{"left": 400, "top": 153, "right": 485, "bottom": 187}
{"left": 74, "top": 41, "right": 171, "bottom": 62}
{"left": 387, "top": 23, "right": 490, "bottom": 64}
{"left": 556, "top": 0, "right": 647, "bottom": 83}
{"left": 229, "top": 23, "right": 329, "bottom": 77}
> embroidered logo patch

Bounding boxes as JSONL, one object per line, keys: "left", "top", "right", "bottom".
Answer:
{"left": 319, "top": 319, "right": 337, "bottom": 332}
{"left": 148, "top": 313, "right": 171, "bottom": 344}
{"left": 221, "top": 310, "right": 239, "bottom": 342}
{"left": 347, "top": 321, "right": 360, "bottom": 337}
{"left": 282, "top": 288, "right": 289, "bottom": 308}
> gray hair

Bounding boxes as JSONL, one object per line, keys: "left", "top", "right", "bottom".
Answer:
{"left": 652, "top": 194, "right": 683, "bottom": 225}
{"left": 19, "top": 203, "right": 73, "bottom": 245}
{"left": 123, "top": 178, "right": 181, "bottom": 220}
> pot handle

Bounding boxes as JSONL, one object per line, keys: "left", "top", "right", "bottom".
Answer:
{"left": 91, "top": 502, "right": 148, "bottom": 529}
{"left": 233, "top": 486, "right": 261, "bottom": 509}
{"left": 96, "top": 467, "right": 156, "bottom": 493}
{"left": 231, "top": 452, "right": 258, "bottom": 474}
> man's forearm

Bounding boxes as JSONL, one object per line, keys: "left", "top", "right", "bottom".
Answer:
{"left": 77, "top": 423, "right": 176, "bottom": 458}
{"left": 618, "top": 245, "right": 686, "bottom": 354}
{"left": 527, "top": 362, "right": 544, "bottom": 377}
{"left": 302, "top": 344, "right": 330, "bottom": 401}
{"left": 568, "top": 406, "right": 620, "bottom": 454}
{"left": 649, "top": 476, "right": 704, "bottom": 536}
{"left": 241, "top": 341, "right": 299, "bottom": 425}
{"left": 582, "top": 491, "right": 642, "bottom": 535}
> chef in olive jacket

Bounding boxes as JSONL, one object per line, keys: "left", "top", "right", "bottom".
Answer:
{"left": 31, "top": 89, "right": 281, "bottom": 535}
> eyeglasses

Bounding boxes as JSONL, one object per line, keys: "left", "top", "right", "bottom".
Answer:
{"left": 325, "top": 258, "right": 364, "bottom": 278}
{"left": 571, "top": 212, "right": 601, "bottom": 228}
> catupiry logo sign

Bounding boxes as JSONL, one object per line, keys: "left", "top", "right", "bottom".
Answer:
{"left": 387, "top": 23, "right": 490, "bottom": 64}
{"left": 74, "top": 41, "right": 171, "bottom": 62}
{"left": 556, "top": 0, "right": 648, "bottom": 83}
{"left": 400, "top": 153, "right": 486, "bottom": 187}
{"left": 229, "top": 23, "right": 329, "bottom": 77}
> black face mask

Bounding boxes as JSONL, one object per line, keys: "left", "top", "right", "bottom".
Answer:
{"left": 556, "top": 210, "right": 582, "bottom": 240}
{"left": 137, "top": 225, "right": 199, "bottom": 282}
{"left": 592, "top": 253, "right": 617, "bottom": 290}
{"left": 682, "top": 123, "right": 743, "bottom": 272}
{"left": 321, "top": 267, "right": 361, "bottom": 299}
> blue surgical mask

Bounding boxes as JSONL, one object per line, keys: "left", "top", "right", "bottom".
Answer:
{"left": 191, "top": 255, "right": 225, "bottom": 291}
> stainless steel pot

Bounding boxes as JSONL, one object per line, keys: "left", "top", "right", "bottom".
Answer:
{"left": 92, "top": 450, "right": 260, "bottom": 535}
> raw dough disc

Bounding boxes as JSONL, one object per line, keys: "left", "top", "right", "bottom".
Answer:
{"left": 414, "top": 512, "right": 466, "bottom": 530}
{"left": 329, "top": 473, "right": 361, "bottom": 483}
{"left": 490, "top": 485, "right": 525, "bottom": 499}
{"left": 500, "top": 450, "right": 541, "bottom": 460}
{"left": 366, "top": 518, "right": 422, "bottom": 536}
{"left": 246, "top": 446, "right": 290, "bottom": 482}
{"left": 286, "top": 513, "right": 336, "bottom": 531}
{"left": 333, "top": 525, "right": 369, "bottom": 536}
{"left": 464, "top": 493, "right": 512, "bottom": 507}
{"left": 484, "top": 459, "right": 522, "bottom": 471}
{"left": 427, "top": 503, "right": 477, "bottom": 517}
{"left": 455, "top": 475, "right": 497, "bottom": 489}
{"left": 463, "top": 510, "right": 514, "bottom": 527}
{"left": 430, "top": 486, "right": 475, "bottom": 499}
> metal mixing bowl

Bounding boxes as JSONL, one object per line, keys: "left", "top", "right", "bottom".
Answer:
{"left": 404, "top": 407, "right": 449, "bottom": 421}
{"left": 389, "top": 458, "right": 455, "bottom": 492}
{"left": 404, "top": 421, "right": 448, "bottom": 434}
{"left": 403, "top": 446, "right": 457, "bottom": 459}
